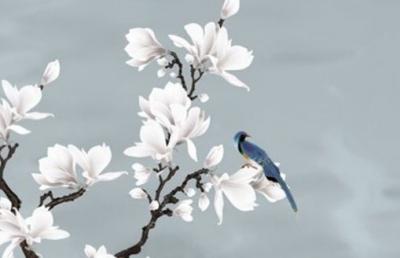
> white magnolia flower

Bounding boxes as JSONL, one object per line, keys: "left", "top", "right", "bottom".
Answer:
{"left": 169, "top": 24, "right": 253, "bottom": 90}
{"left": 203, "top": 145, "right": 224, "bottom": 168}
{"left": 208, "top": 27, "right": 254, "bottom": 91}
{"left": 173, "top": 199, "right": 194, "bottom": 222}
{"left": 211, "top": 169, "right": 258, "bottom": 225}
{"left": 149, "top": 200, "right": 159, "bottom": 211}
{"left": 221, "top": 0, "right": 240, "bottom": 19}
{"left": 125, "top": 28, "right": 166, "bottom": 71}
{"left": 169, "top": 23, "right": 218, "bottom": 69}
{"left": 129, "top": 188, "right": 147, "bottom": 200}
{"left": 69, "top": 144, "right": 127, "bottom": 187}
{"left": 0, "top": 203, "right": 69, "bottom": 258}
{"left": 1, "top": 80, "right": 53, "bottom": 120}
{"left": 32, "top": 144, "right": 79, "bottom": 190}
{"left": 0, "top": 100, "right": 30, "bottom": 141}
{"left": 169, "top": 106, "right": 210, "bottom": 162}
{"left": 198, "top": 193, "right": 210, "bottom": 212}
{"left": 41, "top": 60, "right": 60, "bottom": 86}
{"left": 124, "top": 120, "right": 176, "bottom": 163}
{"left": 84, "top": 245, "right": 115, "bottom": 258}
{"left": 138, "top": 82, "right": 191, "bottom": 129}
{"left": 241, "top": 166, "right": 288, "bottom": 203}
{"left": 132, "top": 163, "right": 152, "bottom": 186}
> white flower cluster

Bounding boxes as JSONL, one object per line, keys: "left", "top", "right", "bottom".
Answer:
{"left": 124, "top": 82, "right": 210, "bottom": 163}
{"left": 0, "top": 198, "right": 69, "bottom": 258}
{"left": 123, "top": 0, "right": 290, "bottom": 226}
{"left": 0, "top": 60, "right": 59, "bottom": 142}
{"left": 32, "top": 144, "right": 127, "bottom": 190}
{"left": 125, "top": 0, "right": 253, "bottom": 91}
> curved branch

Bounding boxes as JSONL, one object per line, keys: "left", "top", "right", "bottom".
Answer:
{"left": 39, "top": 188, "right": 86, "bottom": 210}
{"left": 114, "top": 168, "right": 209, "bottom": 258}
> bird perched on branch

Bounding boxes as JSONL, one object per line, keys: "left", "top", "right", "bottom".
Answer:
{"left": 234, "top": 131, "right": 298, "bottom": 212}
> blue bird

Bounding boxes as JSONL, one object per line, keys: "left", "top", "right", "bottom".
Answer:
{"left": 234, "top": 131, "right": 298, "bottom": 212}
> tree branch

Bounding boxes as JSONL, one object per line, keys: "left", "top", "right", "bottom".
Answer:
{"left": 166, "top": 51, "right": 187, "bottom": 91}
{"left": 0, "top": 143, "right": 21, "bottom": 209}
{"left": 39, "top": 188, "right": 86, "bottom": 210}
{"left": 114, "top": 168, "right": 209, "bottom": 258}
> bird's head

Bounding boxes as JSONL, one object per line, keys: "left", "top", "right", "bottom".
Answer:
{"left": 234, "top": 131, "right": 250, "bottom": 146}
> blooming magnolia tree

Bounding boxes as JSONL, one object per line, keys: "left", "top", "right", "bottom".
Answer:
{"left": 0, "top": 1, "right": 291, "bottom": 257}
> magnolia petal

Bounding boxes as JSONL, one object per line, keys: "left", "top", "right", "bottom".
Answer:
{"left": 214, "top": 188, "right": 224, "bottom": 225}
{"left": 129, "top": 188, "right": 147, "bottom": 199}
{"left": 168, "top": 35, "right": 193, "bottom": 52}
{"left": 220, "top": 72, "right": 250, "bottom": 91}
{"left": 221, "top": 0, "right": 240, "bottom": 19}
{"left": 204, "top": 145, "right": 224, "bottom": 168}
{"left": 24, "top": 112, "right": 54, "bottom": 120}
{"left": 84, "top": 245, "right": 97, "bottom": 257}
{"left": 96, "top": 171, "right": 128, "bottom": 182}
{"left": 39, "top": 228, "right": 70, "bottom": 240}
{"left": 2, "top": 238, "right": 21, "bottom": 258}
{"left": 221, "top": 181, "right": 257, "bottom": 211}
{"left": 41, "top": 60, "right": 60, "bottom": 86}
{"left": 0, "top": 197, "right": 12, "bottom": 210}
{"left": 198, "top": 193, "right": 210, "bottom": 212}
{"left": 8, "top": 124, "right": 30, "bottom": 135}
{"left": 186, "top": 139, "right": 198, "bottom": 162}
{"left": 1, "top": 80, "right": 19, "bottom": 108}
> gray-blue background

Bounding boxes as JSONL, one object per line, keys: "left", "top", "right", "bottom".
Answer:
{"left": 0, "top": 0, "right": 399, "bottom": 257}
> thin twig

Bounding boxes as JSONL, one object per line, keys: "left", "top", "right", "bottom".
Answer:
{"left": 39, "top": 188, "right": 86, "bottom": 210}
{"left": 166, "top": 51, "right": 187, "bottom": 90}
{"left": 114, "top": 168, "right": 209, "bottom": 258}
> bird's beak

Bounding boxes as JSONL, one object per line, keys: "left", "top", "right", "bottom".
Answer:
{"left": 246, "top": 134, "right": 251, "bottom": 138}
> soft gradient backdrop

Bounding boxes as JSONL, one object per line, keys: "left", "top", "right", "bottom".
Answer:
{"left": 0, "top": 0, "right": 399, "bottom": 257}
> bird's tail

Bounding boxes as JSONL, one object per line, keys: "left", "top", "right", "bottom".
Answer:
{"left": 276, "top": 174, "right": 298, "bottom": 212}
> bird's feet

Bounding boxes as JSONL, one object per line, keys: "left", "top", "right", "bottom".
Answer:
{"left": 241, "top": 163, "right": 258, "bottom": 169}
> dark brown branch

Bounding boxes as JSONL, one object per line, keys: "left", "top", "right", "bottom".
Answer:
{"left": 218, "top": 19, "right": 225, "bottom": 27}
{"left": 114, "top": 168, "right": 209, "bottom": 258}
{"left": 166, "top": 51, "right": 187, "bottom": 91}
{"left": 0, "top": 143, "right": 21, "bottom": 209}
{"left": 154, "top": 166, "right": 179, "bottom": 201}
{"left": 188, "top": 65, "right": 204, "bottom": 100}
{"left": 39, "top": 188, "right": 86, "bottom": 210}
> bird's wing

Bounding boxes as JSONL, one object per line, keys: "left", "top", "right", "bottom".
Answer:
{"left": 241, "top": 141, "right": 280, "bottom": 178}
{"left": 241, "top": 141, "right": 268, "bottom": 163}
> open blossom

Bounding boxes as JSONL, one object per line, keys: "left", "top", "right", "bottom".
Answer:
{"left": 32, "top": 144, "right": 79, "bottom": 190}
{"left": 208, "top": 27, "right": 254, "bottom": 91}
{"left": 69, "top": 144, "right": 127, "bottom": 187}
{"left": 41, "top": 60, "right": 60, "bottom": 86}
{"left": 125, "top": 28, "right": 166, "bottom": 71}
{"left": 221, "top": 0, "right": 240, "bottom": 19}
{"left": 242, "top": 165, "right": 288, "bottom": 203}
{"left": 210, "top": 169, "right": 259, "bottom": 225}
{"left": 169, "top": 23, "right": 218, "bottom": 69}
{"left": 173, "top": 199, "right": 194, "bottom": 222}
{"left": 0, "top": 198, "right": 69, "bottom": 258}
{"left": 124, "top": 120, "right": 176, "bottom": 163}
{"left": 2, "top": 80, "right": 53, "bottom": 120}
{"left": 170, "top": 106, "right": 210, "bottom": 162}
{"left": 0, "top": 100, "right": 30, "bottom": 141}
{"left": 169, "top": 24, "right": 253, "bottom": 90}
{"left": 203, "top": 145, "right": 224, "bottom": 168}
{"left": 138, "top": 82, "right": 191, "bottom": 130}
{"left": 84, "top": 245, "right": 115, "bottom": 258}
